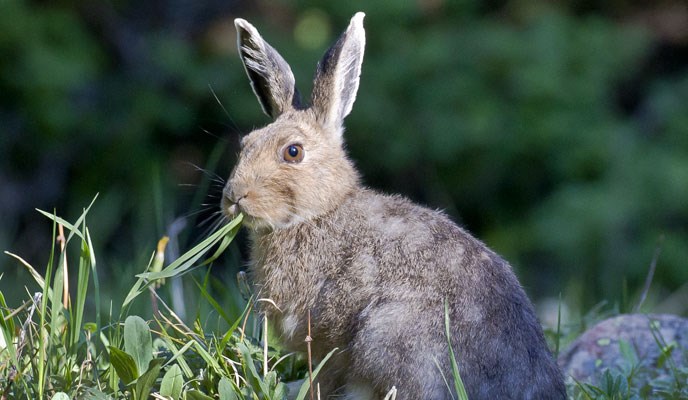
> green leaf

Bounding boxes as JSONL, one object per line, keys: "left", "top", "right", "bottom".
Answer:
{"left": 619, "top": 338, "right": 639, "bottom": 366}
{"left": 193, "top": 340, "right": 223, "bottom": 374}
{"left": 160, "top": 337, "right": 194, "bottom": 378}
{"left": 265, "top": 370, "right": 277, "bottom": 389}
{"left": 274, "top": 382, "right": 288, "bottom": 400}
{"left": 108, "top": 346, "right": 138, "bottom": 385}
{"left": 160, "top": 364, "right": 184, "bottom": 400}
{"left": 134, "top": 358, "right": 164, "bottom": 400}
{"left": 186, "top": 390, "right": 216, "bottom": 400}
{"left": 238, "top": 342, "right": 270, "bottom": 395}
{"left": 219, "top": 376, "right": 239, "bottom": 400}
{"left": 220, "top": 296, "right": 254, "bottom": 350}
{"left": 124, "top": 315, "right": 153, "bottom": 377}
{"left": 81, "top": 386, "right": 116, "bottom": 400}
{"left": 121, "top": 273, "right": 149, "bottom": 312}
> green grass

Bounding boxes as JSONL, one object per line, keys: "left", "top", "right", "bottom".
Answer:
{"left": 1, "top": 200, "right": 686, "bottom": 399}
{"left": 0, "top": 202, "right": 325, "bottom": 399}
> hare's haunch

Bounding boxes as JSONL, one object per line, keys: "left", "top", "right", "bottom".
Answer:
{"left": 222, "top": 12, "right": 566, "bottom": 400}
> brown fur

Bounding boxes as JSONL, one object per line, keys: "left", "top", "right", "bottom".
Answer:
{"left": 224, "top": 13, "right": 566, "bottom": 399}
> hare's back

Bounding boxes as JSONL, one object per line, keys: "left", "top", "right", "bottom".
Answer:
{"left": 334, "top": 189, "right": 511, "bottom": 295}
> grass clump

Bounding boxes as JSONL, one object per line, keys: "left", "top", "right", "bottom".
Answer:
{"left": 0, "top": 199, "right": 327, "bottom": 400}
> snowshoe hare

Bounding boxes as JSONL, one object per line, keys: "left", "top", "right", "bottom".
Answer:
{"left": 222, "top": 12, "right": 566, "bottom": 400}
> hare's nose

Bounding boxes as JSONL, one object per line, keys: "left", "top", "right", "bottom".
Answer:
{"left": 225, "top": 183, "right": 248, "bottom": 203}
{"left": 223, "top": 182, "right": 249, "bottom": 215}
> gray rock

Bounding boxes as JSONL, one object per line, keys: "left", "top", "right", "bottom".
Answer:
{"left": 558, "top": 314, "right": 688, "bottom": 387}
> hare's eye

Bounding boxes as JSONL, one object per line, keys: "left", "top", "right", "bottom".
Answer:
{"left": 283, "top": 144, "right": 304, "bottom": 163}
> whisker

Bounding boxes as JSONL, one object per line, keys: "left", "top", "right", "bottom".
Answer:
{"left": 200, "top": 127, "right": 227, "bottom": 142}
{"left": 209, "top": 84, "right": 231, "bottom": 120}
{"left": 197, "top": 218, "right": 222, "bottom": 241}
{"left": 185, "top": 162, "right": 227, "bottom": 182}
{"left": 198, "top": 210, "right": 225, "bottom": 229}
{"left": 183, "top": 206, "right": 218, "bottom": 219}
{"left": 208, "top": 84, "right": 242, "bottom": 133}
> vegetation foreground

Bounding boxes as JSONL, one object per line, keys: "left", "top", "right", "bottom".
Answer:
{"left": 0, "top": 201, "right": 686, "bottom": 399}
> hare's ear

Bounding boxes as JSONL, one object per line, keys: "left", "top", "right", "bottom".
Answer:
{"left": 311, "top": 12, "right": 365, "bottom": 132}
{"left": 235, "top": 18, "right": 301, "bottom": 118}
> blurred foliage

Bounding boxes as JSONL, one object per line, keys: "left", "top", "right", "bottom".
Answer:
{"left": 1, "top": 0, "right": 687, "bottom": 321}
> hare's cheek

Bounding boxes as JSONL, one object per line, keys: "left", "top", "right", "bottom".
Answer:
{"left": 239, "top": 196, "right": 290, "bottom": 227}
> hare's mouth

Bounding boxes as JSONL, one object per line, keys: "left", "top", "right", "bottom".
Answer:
{"left": 220, "top": 188, "right": 296, "bottom": 232}
{"left": 221, "top": 197, "right": 267, "bottom": 230}
{"left": 220, "top": 195, "right": 240, "bottom": 218}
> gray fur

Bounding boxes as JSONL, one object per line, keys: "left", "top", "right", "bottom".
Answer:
{"left": 225, "top": 13, "right": 566, "bottom": 399}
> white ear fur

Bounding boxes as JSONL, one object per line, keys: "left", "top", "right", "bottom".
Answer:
{"left": 235, "top": 18, "right": 301, "bottom": 118}
{"left": 311, "top": 12, "right": 366, "bottom": 131}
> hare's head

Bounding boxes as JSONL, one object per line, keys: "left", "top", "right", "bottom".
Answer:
{"left": 222, "top": 13, "right": 365, "bottom": 231}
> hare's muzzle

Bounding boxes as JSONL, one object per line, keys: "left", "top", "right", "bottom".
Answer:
{"left": 225, "top": 202, "right": 239, "bottom": 217}
{"left": 221, "top": 189, "right": 237, "bottom": 217}
{"left": 221, "top": 183, "right": 247, "bottom": 218}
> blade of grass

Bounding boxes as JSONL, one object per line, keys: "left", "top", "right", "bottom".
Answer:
{"left": 193, "top": 276, "right": 232, "bottom": 326}
{"left": 71, "top": 220, "right": 92, "bottom": 348}
{"left": 0, "top": 291, "right": 20, "bottom": 388}
{"left": 161, "top": 339, "right": 195, "bottom": 374}
{"left": 220, "top": 296, "right": 254, "bottom": 350}
{"left": 199, "top": 221, "right": 241, "bottom": 267}
{"left": 49, "top": 230, "right": 66, "bottom": 348}
{"left": 4, "top": 251, "right": 44, "bottom": 287}
{"left": 123, "top": 214, "right": 242, "bottom": 309}
{"left": 294, "top": 347, "right": 339, "bottom": 400}
{"left": 433, "top": 357, "right": 455, "bottom": 400}
{"left": 38, "top": 211, "right": 58, "bottom": 400}
{"left": 142, "top": 214, "right": 243, "bottom": 280}
{"left": 36, "top": 194, "right": 99, "bottom": 244}
{"left": 193, "top": 340, "right": 224, "bottom": 375}
{"left": 86, "top": 227, "right": 102, "bottom": 333}
{"left": 444, "top": 300, "right": 469, "bottom": 400}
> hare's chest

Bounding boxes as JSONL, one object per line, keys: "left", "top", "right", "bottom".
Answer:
{"left": 255, "top": 256, "right": 322, "bottom": 303}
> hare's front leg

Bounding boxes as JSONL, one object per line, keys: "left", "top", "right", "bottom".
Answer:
{"left": 342, "top": 381, "right": 376, "bottom": 400}
{"left": 348, "top": 301, "right": 452, "bottom": 400}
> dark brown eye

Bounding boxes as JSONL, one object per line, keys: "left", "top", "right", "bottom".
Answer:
{"left": 283, "top": 144, "right": 304, "bottom": 163}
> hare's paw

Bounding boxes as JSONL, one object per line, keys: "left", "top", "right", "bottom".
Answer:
{"left": 342, "top": 381, "right": 376, "bottom": 400}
